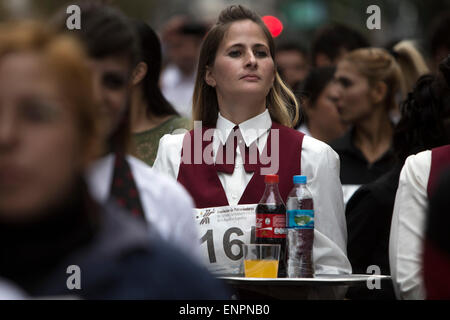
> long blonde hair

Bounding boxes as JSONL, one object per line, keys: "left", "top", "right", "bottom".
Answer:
{"left": 393, "top": 40, "right": 429, "bottom": 94}
{"left": 192, "top": 5, "right": 299, "bottom": 128}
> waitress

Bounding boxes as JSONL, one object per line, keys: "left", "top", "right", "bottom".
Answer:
{"left": 154, "top": 5, "right": 351, "bottom": 276}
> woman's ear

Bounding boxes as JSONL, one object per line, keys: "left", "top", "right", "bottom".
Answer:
{"left": 131, "top": 62, "right": 148, "bottom": 86}
{"left": 205, "top": 66, "right": 216, "bottom": 87}
{"left": 370, "top": 81, "right": 388, "bottom": 105}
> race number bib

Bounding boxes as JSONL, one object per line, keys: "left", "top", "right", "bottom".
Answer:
{"left": 195, "top": 204, "right": 257, "bottom": 275}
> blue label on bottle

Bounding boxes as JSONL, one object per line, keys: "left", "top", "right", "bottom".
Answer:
{"left": 287, "top": 210, "right": 314, "bottom": 229}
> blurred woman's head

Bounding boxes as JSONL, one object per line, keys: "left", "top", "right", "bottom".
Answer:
{"left": 193, "top": 5, "right": 298, "bottom": 127}
{"left": 300, "top": 67, "right": 348, "bottom": 143}
{"left": 335, "top": 48, "right": 405, "bottom": 125}
{"left": 130, "top": 20, "right": 179, "bottom": 118}
{"left": 0, "top": 21, "right": 100, "bottom": 220}
{"left": 54, "top": 2, "right": 139, "bottom": 153}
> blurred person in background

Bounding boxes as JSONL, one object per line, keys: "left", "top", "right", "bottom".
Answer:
{"left": 311, "top": 23, "right": 369, "bottom": 68}
{"left": 331, "top": 48, "right": 407, "bottom": 205}
{"left": 130, "top": 20, "right": 191, "bottom": 167}
{"left": 275, "top": 41, "right": 309, "bottom": 90}
{"left": 296, "top": 66, "right": 348, "bottom": 144}
{"left": 160, "top": 16, "right": 208, "bottom": 118}
{"left": 154, "top": 5, "right": 351, "bottom": 283}
{"left": 0, "top": 21, "right": 228, "bottom": 299}
{"left": 54, "top": 2, "right": 201, "bottom": 260}
{"left": 346, "top": 73, "right": 450, "bottom": 300}
{"left": 428, "top": 12, "right": 450, "bottom": 74}
{"left": 389, "top": 56, "right": 450, "bottom": 300}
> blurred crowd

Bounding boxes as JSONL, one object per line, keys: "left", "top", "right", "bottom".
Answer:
{"left": 1, "top": 0, "right": 450, "bottom": 300}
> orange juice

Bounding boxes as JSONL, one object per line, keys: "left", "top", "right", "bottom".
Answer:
{"left": 244, "top": 259, "right": 279, "bottom": 278}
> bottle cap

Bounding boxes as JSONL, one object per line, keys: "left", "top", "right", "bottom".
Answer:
{"left": 264, "top": 174, "right": 279, "bottom": 184}
{"left": 293, "top": 175, "right": 307, "bottom": 184}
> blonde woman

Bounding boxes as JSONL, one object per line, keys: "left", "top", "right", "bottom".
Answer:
{"left": 332, "top": 48, "right": 407, "bottom": 204}
{"left": 154, "top": 5, "right": 351, "bottom": 278}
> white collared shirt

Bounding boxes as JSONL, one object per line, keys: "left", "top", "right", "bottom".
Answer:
{"left": 85, "top": 154, "right": 201, "bottom": 261}
{"left": 390, "top": 150, "right": 431, "bottom": 300}
{"left": 153, "top": 109, "right": 352, "bottom": 275}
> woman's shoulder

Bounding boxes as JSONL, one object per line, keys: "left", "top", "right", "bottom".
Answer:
{"left": 303, "top": 134, "right": 339, "bottom": 158}
{"left": 168, "top": 116, "right": 191, "bottom": 130}
{"left": 403, "top": 150, "right": 432, "bottom": 173}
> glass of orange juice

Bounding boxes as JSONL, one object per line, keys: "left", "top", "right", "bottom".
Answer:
{"left": 243, "top": 244, "right": 280, "bottom": 278}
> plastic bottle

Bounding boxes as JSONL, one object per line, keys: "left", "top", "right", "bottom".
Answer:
{"left": 255, "top": 174, "right": 287, "bottom": 277}
{"left": 286, "top": 175, "right": 314, "bottom": 278}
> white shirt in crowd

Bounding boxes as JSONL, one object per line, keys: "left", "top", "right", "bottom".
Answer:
{"left": 85, "top": 154, "right": 201, "bottom": 261}
{"left": 153, "top": 109, "right": 352, "bottom": 275}
{"left": 161, "top": 64, "right": 196, "bottom": 118}
{"left": 0, "top": 278, "right": 26, "bottom": 300}
{"left": 297, "top": 123, "right": 311, "bottom": 137}
{"left": 390, "top": 150, "right": 431, "bottom": 300}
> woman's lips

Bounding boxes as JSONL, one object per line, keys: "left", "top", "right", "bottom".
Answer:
{"left": 240, "top": 74, "right": 260, "bottom": 81}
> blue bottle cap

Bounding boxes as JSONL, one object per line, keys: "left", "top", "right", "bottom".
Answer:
{"left": 293, "top": 175, "right": 307, "bottom": 184}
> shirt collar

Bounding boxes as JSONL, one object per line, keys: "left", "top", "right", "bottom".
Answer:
{"left": 215, "top": 109, "right": 272, "bottom": 147}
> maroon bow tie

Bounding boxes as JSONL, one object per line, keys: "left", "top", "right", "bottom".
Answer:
{"left": 214, "top": 126, "right": 259, "bottom": 174}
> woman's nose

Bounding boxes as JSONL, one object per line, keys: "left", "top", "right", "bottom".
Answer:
{"left": 0, "top": 110, "right": 18, "bottom": 151}
{"left": 245, "top": 51, "right": 257, "bottom": 68}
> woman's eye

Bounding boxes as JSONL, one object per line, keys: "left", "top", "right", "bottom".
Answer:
{"left": 228, "top": 50, "right": 241, "bottom": 58}
{"left": 338, "top": 78, "right": 352, "bottom": 88}
{"left": 102, "top": 72, "right": 127, "bottom": 90}
{"left": 255, "top": 50, "right": 268, "bottom": 57}
{"left": 20, "top": 101, "right": 59, "bottom": 123}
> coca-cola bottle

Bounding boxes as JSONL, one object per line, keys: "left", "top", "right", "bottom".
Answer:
{"left": 255, "top": 174, "right": 287, "bottom": 277}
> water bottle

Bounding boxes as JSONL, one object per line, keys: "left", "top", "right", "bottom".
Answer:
{"left": 286, "top": 175, "right": 314, "bottom": 278}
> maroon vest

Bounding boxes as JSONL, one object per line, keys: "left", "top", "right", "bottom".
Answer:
{"left": 427, "top": 144, "right": 450, "bottom": 198}
{"left": 177, "top": 122, "right": 304, "bottom": 208}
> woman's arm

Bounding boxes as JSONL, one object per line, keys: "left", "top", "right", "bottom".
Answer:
{"left": 302, "top": 136, "right": 352, "bottom": 274}
{"left": 389, "top": 150, "right": 431, "bottom": 299}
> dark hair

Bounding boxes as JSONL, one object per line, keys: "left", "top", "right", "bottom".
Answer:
{"left": 132, "top": 20, "right": 178, "bottom": 118}
{"left": 66, "top": 1, "right": 140, "bottom": 66}
{"left": 300, "top": 66, "right": 336, "bottom": 106}
{"left": 276, "top": 42, "right": 308, "bottom": 57}
{"left": 54, "top": 1, "right": 139, "bottom": 153}
{"left": 393, "top": 56, "right": 450, "bottom": 163}
{"left": 429, "top": 12, "right": 450, "bottom": 58}
{"left": 311, "top": 23, "right": 369, "bottom": 66}
{"left": 178, "top": 22, "right": 208, "bottom": 38}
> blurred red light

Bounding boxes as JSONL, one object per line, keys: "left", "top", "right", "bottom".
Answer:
{"left": 262, "top": 15, "right": 283, "bottom": 38}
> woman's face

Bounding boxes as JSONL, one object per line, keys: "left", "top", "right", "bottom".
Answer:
{"left": 88, "top": 55, "right": 131, "bottom": 138}
{"left": 334, "top": 60, "right": 373, "bottom": 124}
{"left": 0, "top": 53, "right": 83, "bottom": 220}
{"left": 206, "top": 20, "right": 275, "bottom": 102}
{"left": 306, "top": 82, "right": 348, "bottom": 142}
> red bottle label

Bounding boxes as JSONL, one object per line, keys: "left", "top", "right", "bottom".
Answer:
{"left": 255, "top": 213, "right": 286, "bottom": 239}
